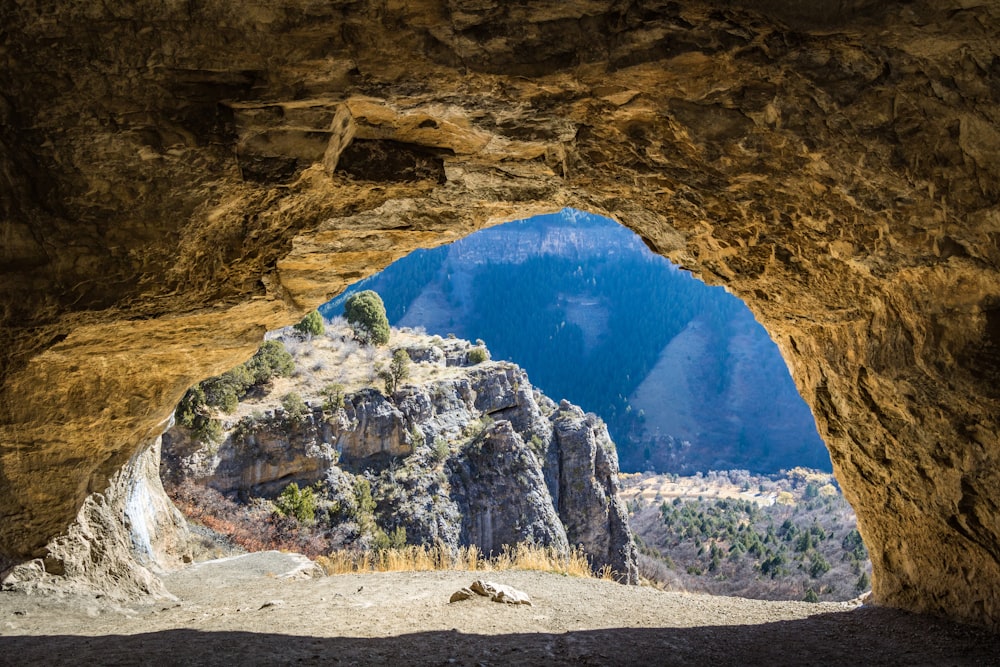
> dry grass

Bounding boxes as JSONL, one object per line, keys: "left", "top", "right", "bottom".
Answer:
{"left": 239, "top": 320, "right": 487, "bottom": 421}
{"left": 316, "top": 543, "right": 612, "bottom": 580}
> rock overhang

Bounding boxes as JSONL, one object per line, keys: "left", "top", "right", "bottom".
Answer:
{"left": 1, "top": 0, "right": 999, "bottom": 629}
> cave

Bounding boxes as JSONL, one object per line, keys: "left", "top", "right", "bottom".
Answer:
{"left": 1, "top": 0, "right": 999, "bottom": 631}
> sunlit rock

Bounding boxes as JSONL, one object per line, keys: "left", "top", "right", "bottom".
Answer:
{"left": 0, "top": 0, "right": 998, "bottom": 627}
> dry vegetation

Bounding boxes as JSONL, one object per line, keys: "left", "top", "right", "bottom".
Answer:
{"left": 245, "top": 319, "right": 482, "bottom": 419}
{"left": 316, "top": 543, "right": 608, "bottom": 579}
{"left": 170, "top": 480, "right": 330, "bottom": 558}
{"left": 172, "top": 480, "right": 612, "bottom": 581}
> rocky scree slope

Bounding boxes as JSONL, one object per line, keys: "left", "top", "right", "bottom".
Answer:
{"left": 161, "top": 328, "right": 639, "bottom": 583}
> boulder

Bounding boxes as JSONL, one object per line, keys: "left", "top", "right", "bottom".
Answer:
{"left": 470, "top": 580, "right": 532, "bottom": 605}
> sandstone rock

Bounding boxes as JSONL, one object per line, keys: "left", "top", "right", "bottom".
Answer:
{"left": 0, "top": 0, "right": 998, "bottom": 629}
{"left": 2, "top": 436, "right": 184, "bottom": 600}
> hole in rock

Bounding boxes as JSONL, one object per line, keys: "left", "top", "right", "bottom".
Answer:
{"left": 162, "top": 209, "right": 870, "bottom": 603}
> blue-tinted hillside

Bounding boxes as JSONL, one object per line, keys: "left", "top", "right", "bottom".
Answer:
{"left": 322, "top": 210, "right": 829, "bottom": 474}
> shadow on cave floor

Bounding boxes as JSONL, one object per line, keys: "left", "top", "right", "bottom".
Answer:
{"left": 1, "top": 607, "right": 997, "bottom": 666}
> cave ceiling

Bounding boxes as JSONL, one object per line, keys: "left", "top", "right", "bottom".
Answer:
{"left": 1, "top": 0, "right": 999, "bottom": 628}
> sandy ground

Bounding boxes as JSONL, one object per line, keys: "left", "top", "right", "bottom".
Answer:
{"left": 1, "top": 552, "right": 997, "bottom": 666}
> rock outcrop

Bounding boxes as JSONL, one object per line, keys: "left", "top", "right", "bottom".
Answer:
{"left": 1, "top": 0, "right": 999, "bottom": 627}
{"left": 161, "top": 333, "right": 638, "bottom": 580}
{"left": 2, "top": 436, "right": 190, "bottom": 600}
{"left": 552, "top": 403, "right": 641, "bottom": 584}
{"left": 448, "top": 420, "right": 571, "bottom": 557}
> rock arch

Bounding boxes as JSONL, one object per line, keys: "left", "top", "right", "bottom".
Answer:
{"left": 1, "top": 0, "right": 998, "bottom": 628}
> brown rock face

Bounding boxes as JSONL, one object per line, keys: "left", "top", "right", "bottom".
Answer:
{"left": 1, "top": 0, "right": 999, "bottom": 627}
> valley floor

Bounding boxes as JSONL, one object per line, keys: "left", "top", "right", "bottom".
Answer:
{"left": 0, "top": 552, "right": 996, "bottom": 666}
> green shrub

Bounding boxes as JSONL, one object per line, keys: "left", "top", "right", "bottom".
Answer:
{"left": 463, "top": 414, "right": 493, "bottom": 439}
{"left": 351, "top": 477, "right": 378, "bottom": 535}
{"left": 390, "top": 526, "right": 407, "bottom": 548}
{"left": 176, "top": 340, "right": 296, "bottom": 430}
{"left": 354, "top": 477, "right": 376, "bottom": 514}
{"left": 344, "top": 290, "right": 390, "bottom": 346}
{"left": 282, "top": 392, "right": 309, "bottom": 424}
{"left": 246, "top": 340, "right": 295, "bottom": 384}
{"left": 322, "top": 383, "right": 345, "bottom": 411}
{"left": 200, "top": 366, "right": 252, "bottom": 413}
{"left": 371, "top": 526, "right": 407, "bottom": 553}
{"left": 175, "top": 385, "right": 207, "bottom": 428}
{"left": 809, "top": 552, "right": 831, "bottom": 578}
{"left": 379, "top": 349, "right": 410, "bottom": 395}
{"left": 467, "top": 347, "right": 488, "bottom": 364}
{"left": 803, "top": 588, "right": 820, "bottom": 603}
{"left": 432, "top": 437, "right": 450, "bottom": 462}
{"left": 293, "top": 310, "right": 325, "bottom": 337}
{"left": 274, "top": 482, "right": 317, "bottom": 524}
{"left": 233, "top": 414, "right": 262, "bottom": 441}
{"left": 175, "top": 384, "right": 223, "bottom": 445}
{"left": 193, "top": 417, "right": 223, "bottom": 445}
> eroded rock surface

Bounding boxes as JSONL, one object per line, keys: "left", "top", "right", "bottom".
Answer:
{"left": 162, "top": 333, "right": 638, "bottom": 580}
{"left": 1, "top": 0, "right": 999, "bottom": 627}
{"left": 552, "top": 402, "right": 640, "bottom": 584}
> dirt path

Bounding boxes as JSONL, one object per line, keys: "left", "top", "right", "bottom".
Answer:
{"left": 1, "top": 552, "right": 996, "bottom": 666}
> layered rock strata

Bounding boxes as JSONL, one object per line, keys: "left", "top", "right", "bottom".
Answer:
{"left": 0, "top": 0, "right": 999, "bottom": 626}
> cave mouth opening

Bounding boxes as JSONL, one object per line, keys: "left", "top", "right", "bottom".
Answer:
{"left": 161, "top": 207, "right": 870, "bottom": 603}
{"left": 320, "top": 207, "right": 831, "bottom": 478}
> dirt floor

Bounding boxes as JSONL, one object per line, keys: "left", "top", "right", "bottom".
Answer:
{"left": 1, "top": 551, "right": 997, "bottom": 666}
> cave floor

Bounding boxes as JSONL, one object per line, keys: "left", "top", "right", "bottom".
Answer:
{"left": 0, "top": 552, "right": 996, "bottom": 666}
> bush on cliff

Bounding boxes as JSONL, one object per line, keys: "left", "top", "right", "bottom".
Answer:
{"left": 281, "top": 392, "right": 309, "bottom": 424}
{"left": 293, "top": 310, "right": 325, "bottom": 338}
{"left": 175, "top": 339, "right": 296, "bottom": 443}
{"left": 378, "top": 349, "right": 410, "bottom": 395}
{"left": 345, "top": 290, "right": 390, "bottom": 346}
{"left": 176, "top": 340, "right": 295, "bottom": 421}
{"left": 246, "top": 340, "right": 295, "bottom": 384}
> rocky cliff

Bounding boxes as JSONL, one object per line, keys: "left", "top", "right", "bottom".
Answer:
{"left": 1, "top": 0, "right": 999, "bottom": 628}
{"left": 160, "top": 327, "right": 638, "bottom": 582}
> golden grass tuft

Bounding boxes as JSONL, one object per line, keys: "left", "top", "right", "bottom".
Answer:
{"left": 316, "top": 543, "right": 614, "bottom": 580}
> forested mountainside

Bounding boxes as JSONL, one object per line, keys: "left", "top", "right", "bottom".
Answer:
{"left": 622, "top": 469, "right": 871, "bottom": 603}
{"left": 321, "top": 210, "right": 829, "bottom": 474}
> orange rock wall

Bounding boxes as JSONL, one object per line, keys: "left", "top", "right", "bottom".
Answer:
{"left": 1, "top": 0, "right": 998, "bottom": 627}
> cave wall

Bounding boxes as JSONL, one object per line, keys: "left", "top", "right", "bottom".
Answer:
{"left": 1, "top": 0, "right": 999, "bottom": 627}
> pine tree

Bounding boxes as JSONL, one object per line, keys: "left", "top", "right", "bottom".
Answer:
{"left": 345, "top": 290, "right": 390, "bottom": 345}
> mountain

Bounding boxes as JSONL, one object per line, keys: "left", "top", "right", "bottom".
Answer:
{"left": 321, "top": 209, "right": 829, "bottom": 474}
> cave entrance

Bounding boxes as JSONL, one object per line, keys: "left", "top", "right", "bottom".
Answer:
{"left": 162, "top": 208, "right": 870, "bottom": 603}
{"left": 320, "top": 208, "right": 831, "bottom": 477}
